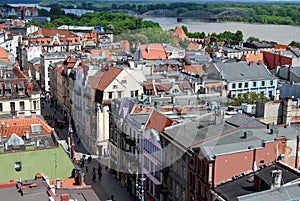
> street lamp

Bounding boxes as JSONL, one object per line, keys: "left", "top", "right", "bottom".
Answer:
{"left": 1, "top": 121, "right": 5, "bottom": 142}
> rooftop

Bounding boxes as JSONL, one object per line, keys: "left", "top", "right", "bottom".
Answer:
{"left": 215, "top": 162, "right": 300, "bottom": 201}
{"left": 0, "top": 145, "right": 74, "bottom": 182}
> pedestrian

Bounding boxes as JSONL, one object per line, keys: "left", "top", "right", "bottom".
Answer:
{"left": 98, "top": 164, "right": 102, "bottom": 173}
{"left": 92, "top": 172, "right": 96, "bottom": 182}
{"left": 81, "top": 159, "right": 85, "bottom": 168}
{"left": 98, "top": 171, "right": 102, "bottom": 180}
{"left": 88, "top": 155, "right": 92, "bottom": 163}
{"left": 93, "top": 167, "right": 96, "bottom": 173}
{"left": 85, "top": 165, "right": 88, "bottom": 172}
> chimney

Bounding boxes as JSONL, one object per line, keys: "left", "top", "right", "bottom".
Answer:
{"left": 270, "top": 169, "right": 282, "bottom": 189}
{"left": 56, "top": 179, "right": 61, "bottom": 189}
{"left": 282, "top": 97, "right": 292, "bottom": 125}
{"left": 243, "top": 130, "right": 253, "bottom": 139}
{"left": 146, "top": 46, "right": 150, "bottom": 53}
{"left": 25, "top": 131, "right": 30, "bottom": 140}
{"left": 270, "top": 127, "right": 279, "bottom": 136}
{"left": 60, "top": 194, "right": 69, "bottom": 201}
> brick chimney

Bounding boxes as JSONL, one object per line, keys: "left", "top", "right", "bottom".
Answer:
{"left": 61, "top": 194, "right": 69, "bottom": 201}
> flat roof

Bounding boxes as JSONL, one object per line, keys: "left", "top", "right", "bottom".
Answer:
{"left": 0, "top": 145, "right": 74, "bottom": 182}
{"left": 215, "top": 162, "right": 300, "bottom": 201}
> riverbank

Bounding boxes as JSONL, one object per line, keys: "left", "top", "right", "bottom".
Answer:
{"left": 144, "top": 17, "right": 300, "bottom": 45}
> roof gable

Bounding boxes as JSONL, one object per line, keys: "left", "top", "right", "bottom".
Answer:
{"left": 146, "top": 109, "right": 175, "bottom": 133}
{"left": 93, "top": 66, "right": 122, "bottom": 91}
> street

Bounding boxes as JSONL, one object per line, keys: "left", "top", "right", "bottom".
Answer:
{"left": 41, "top": 98, "right": 134, "bottom": 201}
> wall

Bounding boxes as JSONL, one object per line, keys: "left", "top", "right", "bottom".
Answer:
{"left": 214, "top": 142, "right": 277, "bottom": 187}
{"left": 263, "top": 51, "right": 292, "bottom": 70}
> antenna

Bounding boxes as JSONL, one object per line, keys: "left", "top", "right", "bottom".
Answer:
{"left": 54, "top": 153, "right": 57, "bottom": 179}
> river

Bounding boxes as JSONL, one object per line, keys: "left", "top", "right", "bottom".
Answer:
{"left": 8, "top": 4, "right": 300, "bottom": 45}
{"left": 144, "top": 17, "right": 300, "bottom": 45}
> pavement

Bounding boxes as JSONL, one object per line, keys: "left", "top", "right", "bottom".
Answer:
{"left": 41, "top": 98, "right": 135, "bottom": 201}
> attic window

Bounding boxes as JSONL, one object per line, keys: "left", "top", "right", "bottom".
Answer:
{"left": 31, "top": 124, "right": 42, "bottom": 134}
{"left": 121, "top": 79, "right": 127, "bottom": 83}
{"left": 113, "top": 85, "right": 118, "bottom": 89}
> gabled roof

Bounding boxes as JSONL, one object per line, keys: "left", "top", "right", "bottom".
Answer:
{"left": 0, "top": 46, "right": 10, "bottom": 63}
{"left": 31, "top": 28, "right": 76, "bottom": 37}
{"left": 174, "top": 26, "right": 187, "bottom": 39}
{"left": 212, "top": 62, "right": 275, "bottom": 81}
{"left": 146, "top": 109, "right": 175, "bottom": 133}
{"left": 1, "top": 118, "right": 52, "bottom": 138}
{"left": 226, "top": 113, "right": 265, "bottom": 127}
{"left": 140, "top": 44, "right": 168, "bottom": 60}
{"left": 188, "top": 43, "right": 201, "bottom": 50}
{"left": 91, "top": 66, "right": 122, "bottom": 91}
{"left": 183, "top": 64, "right": 206, "bottom": 76}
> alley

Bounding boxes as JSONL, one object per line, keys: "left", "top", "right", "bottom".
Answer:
{"left": 41, "top": 98, "right": 134, "bottom": 201}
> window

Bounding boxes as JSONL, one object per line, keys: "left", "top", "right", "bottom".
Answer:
{"left": 122, "top": 79, "right": 127, "bottom": 83}
{"left": 10, "top": 102, "right": 15, "bottom": 114}
{"left": 232, "top": 83, "right": 236, "bottom": 89}
{"left": 108, "top": 92, "right": 113, "bottom": 99}
{"left": 0, "top": 103, "right": 2, "bottom": 112}
{"left": 20, "top": 101, "right": 25, "bottom": 111}
{"left": 135, "top": 90, "right": 138, "bottom": 97}
{"left": 113, "top": 85, "right": 118, "bottom": 89}
{"left": 245, "top": 82, "right": 248, "bottom": 88}
{"left": 270, "top": 81, "right": 273, "bottom": 86}
{"left": 118, "top": 91, "right": 122, "bottom": 98}
{"left": 253, "top": 82, "right": 257, "bottom": 87}
{"left": 130, "top": 91, "right": 134, "bottom": 97}
{"left": 238, "top": 83, "right": 243, "bottom": 88}
{"left": 33, "top": 101, "right": 37, "bottom": 110}
{"left": 262, "top": 81, "right": 265, "bottom": 86}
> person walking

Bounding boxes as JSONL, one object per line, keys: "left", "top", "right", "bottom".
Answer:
{"left": 92, "top": 172, "right": 96, "bottom": 182}
{"left": 97, "top": 164, "right": 102, "bottom": 180}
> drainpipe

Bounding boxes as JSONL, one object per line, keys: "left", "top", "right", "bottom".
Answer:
{"left": 296, "top": 135, "right": 300, "bottom": 169}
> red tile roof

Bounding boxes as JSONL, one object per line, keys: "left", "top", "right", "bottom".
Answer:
{"left": 175, "top": 27, "right": 188, "bottom": 39}
{"left": 13, "top": 66, "right": 27, "bottom": 78}
{"left": 140, "top": 44, "right": 167, "bottom": 60}
{"left": 32, "top": 28, "right": 76, "bottom": 37}
{"left": 146, "top": 110, "right": 175, "bottom": 133}
{"left": 92, "top": 66, "right": 122, "bottom": 91}
{"left": 0, "top": 47, "right": 10, "bottom": 63}
{"left": 1, "top": 118, "right": 52, "bottom": 138}
{"left": 183, "top": 64, "right": 206, "bottom": 76}
{"left": 188, "top": 43, "right": 201, "bottom": 50}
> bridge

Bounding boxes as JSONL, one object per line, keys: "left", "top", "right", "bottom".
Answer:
{"left": 107, "top": 9, "right": 244, "bottom": 22}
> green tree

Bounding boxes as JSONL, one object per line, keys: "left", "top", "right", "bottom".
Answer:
{"left": 179, "top": 38, "right": 189, "bottom": 49}
{"left": 247, "top": 36, "right": 260, "bottom": 42}
{"left": 181, "top": 25, "right": 188, "bottom": 35}
{"left": 289, "top": 41, "right": 300, "bottom": 48}
{"left": 25, "top": 20, "right": 39, "bottom": 26}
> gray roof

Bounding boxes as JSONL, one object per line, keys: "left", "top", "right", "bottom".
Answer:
{"left": 237, "top": 181, "right": 300, "bottom": 201}
{"left": 0, "top": 180, "right": 49, "bottom": 201}
{"left": 215, "top": 162, "right": 300, "bottom": 201}
{"left": 164, "top": 113, "right": 236, "bottom": 149}
{"left": 213, "top": 62, "right": 276, "bottom": 81}
{"left": 28, "top": 57, "right": 40, "bottom": 64}
{"left": 189, "top": 124, "right": 298, "bottom": 160}
{"left": 225, "top": 113, "right": 265, "bottom": 127}
{"left": 281, "top": 50, "right": 300, "bottom": 58}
